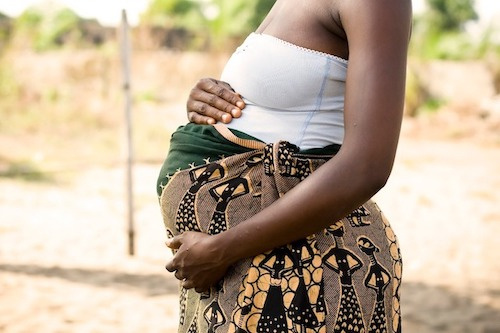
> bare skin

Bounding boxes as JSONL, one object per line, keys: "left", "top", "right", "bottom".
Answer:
{"left": 167, "top": 0, "right": 412, "bottom": 292}
{"left": 186, "top": 78, "right": 245, "bottom": 125}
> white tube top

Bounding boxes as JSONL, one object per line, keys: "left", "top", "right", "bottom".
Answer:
{"left": 220, "top": 33, "right": 348, "bottom": 150}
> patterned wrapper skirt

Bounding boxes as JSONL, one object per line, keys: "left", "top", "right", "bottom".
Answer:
{"left": 158, "top": 123, "right": 403, "bottom": 333}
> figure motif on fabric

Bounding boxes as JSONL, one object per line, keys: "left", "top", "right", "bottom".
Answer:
{"left": 322, "top": 221, "right": 366, "bottom": 332}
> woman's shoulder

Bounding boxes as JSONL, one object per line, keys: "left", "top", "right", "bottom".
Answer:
{"left": 334, "top": 0, "right": 412, "bottom": 50}
{"left": 336, "top": 0, "right": 412, "bottom": 23}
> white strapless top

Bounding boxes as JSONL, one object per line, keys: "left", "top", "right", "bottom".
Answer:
{"left": 220, "top": 33, "right": 348, "bottom": 149}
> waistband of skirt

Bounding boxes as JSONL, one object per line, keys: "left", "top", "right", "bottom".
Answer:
{"left": 185, "top": 123, "right": 341, "bottom": 154}
{"left": 156, "top": 123, "right": 341, "bottom": 195}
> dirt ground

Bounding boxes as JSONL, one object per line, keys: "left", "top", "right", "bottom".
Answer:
{"left": 1, "top": 114, "right": 500, "bottom": 333}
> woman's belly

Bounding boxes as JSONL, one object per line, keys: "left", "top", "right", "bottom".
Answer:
{"left": 227, "top": 102, "right": 345, "bottom": 150}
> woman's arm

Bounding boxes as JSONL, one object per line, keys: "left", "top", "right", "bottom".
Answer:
{"left": 186, "top": 78, "right": 245, "bottom": 124}
{"left": 166, "top": 0, "right": 412, "bottom": 291}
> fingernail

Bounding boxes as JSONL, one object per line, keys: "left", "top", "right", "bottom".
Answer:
{"left": 165, "top": 239, "right": 172, "bottom": 247}
{"left": 222, "top": 114, "right": 231, "bottom": 123}
{"left": 236, "top": 101, "right": 245, "bottom": 108}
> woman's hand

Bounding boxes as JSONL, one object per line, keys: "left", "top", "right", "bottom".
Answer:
{"left": 187, "top": 78, "right": 245, "bottom": 125}
{"left": 165, "top": 231, "right": 231, "bottom": 292}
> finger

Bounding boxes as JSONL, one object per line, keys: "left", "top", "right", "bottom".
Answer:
{"left": 188, "top": 92, "right": 239, "bottom": 122}
{"left": 182, "top": 279, "right": 195, "bottom": 290}
{"left": 235, "top": 95, "right": 245, "bottom": 110}
{"left": 187, "top": 111, "right": 217, "bottom": 125}
{"left": 226, "top": 90, "right": 245, "bottom": 111}
{"left": 165, "top": 259, "right": 176, "bottom": 272}
{"left": 230, "top": 106, "right": 242, "bottom": 119}
{"left": 211, "top": 84, "right": 245, "bottom": 110}
{"left": 199, "top": 78, "right": 244, "bottom": 107}
{"left": 165, "top": 235, "right": 182, "bottom": 250}
{"left": 174, "top": 270, "right": 184, "bottom": 281}
{"left": 195, "top": 79, "right": 245, "bottom": 112}
{"left": 187, "top": 101, "right": 233, "bottom": 124}
{"left": 208, "top": 78, "right": 233, "bottom": 91}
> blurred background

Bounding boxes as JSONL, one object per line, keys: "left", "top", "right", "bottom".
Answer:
{"left": 0, "top": 0, "right": 499, "bottom": 332}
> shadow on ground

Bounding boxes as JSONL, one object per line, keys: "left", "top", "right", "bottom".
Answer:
{"left": 402, "top": 282, "right": 500, "bottom": 333}
{"left": 0, "top": 263, "right": 178, "bottom": 296}
{"left": 1, "top": 263, "right": 500, "bottom": 332}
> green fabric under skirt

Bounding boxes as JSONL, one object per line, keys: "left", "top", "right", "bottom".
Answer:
{"left": 157, "top": 123, "right": 341, "bottom": 196}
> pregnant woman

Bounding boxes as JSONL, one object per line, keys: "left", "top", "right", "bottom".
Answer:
{"left": 158, "top": 0, "right": 411, "bottom": 332}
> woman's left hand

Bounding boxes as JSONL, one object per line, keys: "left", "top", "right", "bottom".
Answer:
{"left": 165, "top": 231, "right": 230, "bottom": 292}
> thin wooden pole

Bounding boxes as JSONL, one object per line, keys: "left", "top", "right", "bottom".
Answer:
{"left": 120, "top": 9, "right": 135, "bottom": 256}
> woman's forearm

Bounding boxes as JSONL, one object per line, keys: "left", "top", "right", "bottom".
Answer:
{"left": 215, "top": 146, "right": 393, "bottom": 265}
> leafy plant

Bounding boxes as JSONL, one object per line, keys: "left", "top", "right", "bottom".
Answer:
{"left": 0, "top": 158, "right": 53, "bottom": 182}
{"left": 140, "top": 0, "right": 276, "bottom": 50}
{"left": 37, "top": 8, "right": 81, "bottom": 50}
{"left": 13, "top": 6, "right": 83, "bottom": 51}
{"left": 426, "top": 0, "right": 478, "bottom": 32}
{"left": 0, "top": 12, "right": 13, "bottom": 50}
{"left": 141, "top": 0, "right": 201, "bottom": 27}
{"left": 408, "top": 0, "right": 497, "bottom": 60}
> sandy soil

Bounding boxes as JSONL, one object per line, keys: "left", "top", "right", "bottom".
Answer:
{"left": 1, "top": 118, "right": 500, "bottom": 333}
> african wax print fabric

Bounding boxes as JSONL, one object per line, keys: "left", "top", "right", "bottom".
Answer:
{"left": 158, "top": 123, "right": 403, "bottom": 333}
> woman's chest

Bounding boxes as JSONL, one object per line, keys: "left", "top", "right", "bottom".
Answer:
{"left": 256, "top": 0, "right": 348, "bottom": 59}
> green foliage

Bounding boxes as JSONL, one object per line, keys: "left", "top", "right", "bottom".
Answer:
{"left": 410, "top": 16, "right": 500, "bottom": 60}
{"left": 405, "top": 63, "right": 447, "bottom": 117}
{"left": 427, "top": 0, "right": 478, "bottom": 32}
{"left": 419, "top": 97, "right": 446, "bottom": 114}
{"left": 38, "top": 8, "right": 81, "bottom": 50}
{"left": 15, "top": 8, "right": 43, "bottom": 30}
{"left": 141, "top": 0, "right": 276, "bottom": 50}
{"left": 0, "top": 12, "right": 13, "bottom": 49}
{"left": 408, "top": 0, "right": 499, "bottom": 60}
{"left": 202, "top": 0, "right": 255, "bottom": 48}
{"left": 0, "top": 61, "right": 20, "bottom": 101}
{"left": 0, "top": 158, "right": 52, "bottom": 182}
{"left": 142, "top": 0, "right": 201, "bottom": 27}
{"left": 206, "top": 0, "right": 275, "bottom": 48}
{"left": 404, "top": 65, "right": 428, "bottom": 117}
{"left": 14, "top": 6, "right": 82, "bottom": 51}
{"left": 251, "top": 0, "right": 275, "bottom": 29}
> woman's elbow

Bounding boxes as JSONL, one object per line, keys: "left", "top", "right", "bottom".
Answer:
{"left": 360, "top": 161, "right": 393, "bottom": 195}
{"left": 369, "top": 171, "right": 390, "bottom": 193}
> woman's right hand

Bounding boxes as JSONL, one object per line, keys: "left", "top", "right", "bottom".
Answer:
{"left": 186, "top": 78, "right": 245, "bottom": 125}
